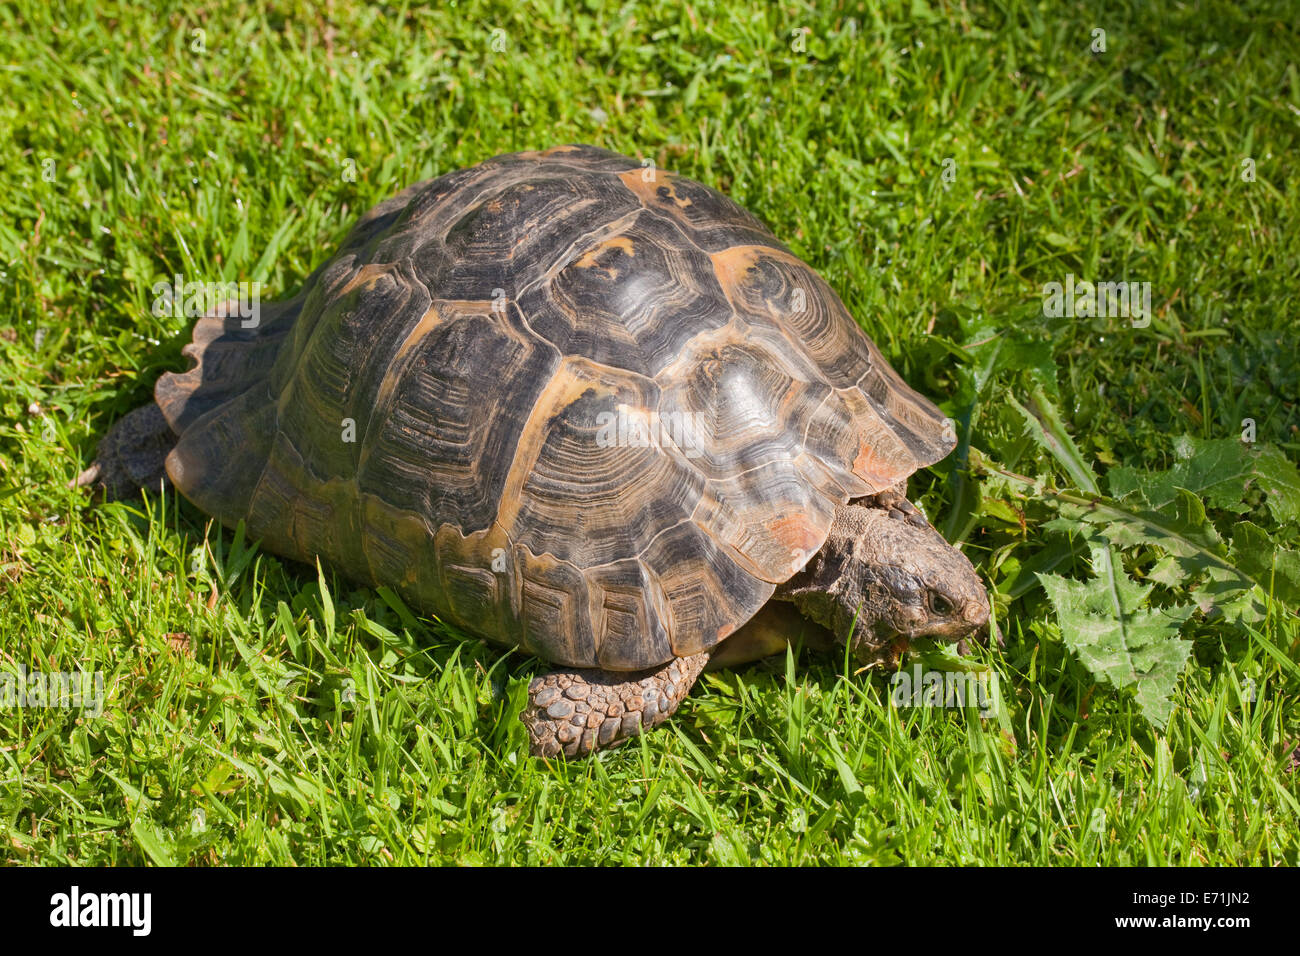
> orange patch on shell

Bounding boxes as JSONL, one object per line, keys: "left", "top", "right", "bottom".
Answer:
{"left": 574, "top": 235, "right": 636, "bottom": 269}
{"left": 708, "top": 245, "right": 807, "bottom": 313}
{"left": 338, "top": 263, "right": 392, "bottom": 295}
{"left": 852, "top": 439, "right": 909, "bottom": 490}
{"left": 765, "top": 513, "right": 824, "bottom": 563}
{"left": 616, "top": 168, "right": 692, "bottom": 208}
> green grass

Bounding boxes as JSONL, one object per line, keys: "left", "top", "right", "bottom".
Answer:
{"left": 2, "top": 0, "right": 1298, "bottom": 865}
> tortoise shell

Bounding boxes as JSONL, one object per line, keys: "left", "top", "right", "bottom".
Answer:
{"left": 157, "top": 145, "right": 955, "bottom": 670}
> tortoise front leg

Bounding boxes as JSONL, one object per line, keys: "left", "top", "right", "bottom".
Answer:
{"left": 522, "top": 651, "right": 710, "bottom": 758}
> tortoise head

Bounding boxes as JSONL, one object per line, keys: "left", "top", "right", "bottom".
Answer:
{"left": 777, "top": 500, "right": 990, "bottom": 668}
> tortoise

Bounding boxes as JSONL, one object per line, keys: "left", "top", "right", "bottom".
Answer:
{"left": 82, "top": 144, "right": 990, "bottom": 758}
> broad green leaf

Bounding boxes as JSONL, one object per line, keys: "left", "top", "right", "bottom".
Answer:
{"left": 1107, "top": 436, "right": 1299, "bottom": 521}
{"left": 1053, "top": 488, "right": 1229, "bottom": 585}
{"left": 1039, "top": 547, "right": 1194, "bottom": 728}
{"left": 1228, "top": 522, "right": 1300, "bottom": 608}
{"left": 1252, "top": 445, "right": 1300, "bottom": 524}
{"left": 1053, "top": 494, "right": 1298, "bottom": 623}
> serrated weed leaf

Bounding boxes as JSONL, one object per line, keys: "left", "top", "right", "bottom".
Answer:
{"left": 1038, "top": 547, "right": 1194, "bottom": 729}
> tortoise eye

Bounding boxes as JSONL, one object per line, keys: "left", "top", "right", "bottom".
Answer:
{"left": 929, "top": 592, "right": 955, "bottom": 615}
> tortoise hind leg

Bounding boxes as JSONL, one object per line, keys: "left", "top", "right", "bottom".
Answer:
{"left": 73, "top": 403, "right": 177, "bottom": 502}
{"left": 76, "top": 297, "right": 301, "bottom": 506}
{"left": 522, "top": 652, "right": 710, "bottom": 758}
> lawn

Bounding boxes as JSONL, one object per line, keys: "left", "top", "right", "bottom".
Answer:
{"left": 1, "top": 0, "right": 1298, "bottom": 865}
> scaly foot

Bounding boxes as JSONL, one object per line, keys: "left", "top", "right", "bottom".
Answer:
{"left": 522, "top": 651, "right": 709, "bottom": 758}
